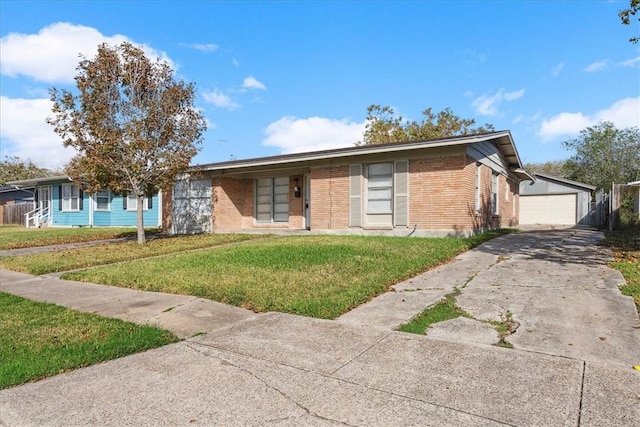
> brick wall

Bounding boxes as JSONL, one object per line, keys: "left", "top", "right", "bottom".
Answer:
{"left": 213, "top": 175, "right": 305, "bottom": 230}
{"left": 213, "top": 177, "right": 252, "bottom": 229}
{"left": 408, "top": 154, "right": 477, "bottom": 231}
{"left": 309, "top": 165, "right": 349, "bottom": 229}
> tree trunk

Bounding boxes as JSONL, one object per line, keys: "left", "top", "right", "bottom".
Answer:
{"left": 137, "top": 195, "right": 146, "bottom": 245}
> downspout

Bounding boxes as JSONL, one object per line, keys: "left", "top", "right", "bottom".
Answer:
{"left": 89, "top": 189, "right": 94, "bottom": 227}
{"left": 157, "top": 190, "right": 163, "bottom": 228}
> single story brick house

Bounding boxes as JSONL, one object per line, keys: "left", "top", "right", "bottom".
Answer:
{"left": 7, "top": 176, "right": 162, "bottom": 228}
{"left": 166, "top": 131, "right": 531, "bottom": 237}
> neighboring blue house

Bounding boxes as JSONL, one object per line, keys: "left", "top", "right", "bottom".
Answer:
{"left": 7, "top": 176, "right": 162, "bottom": 228}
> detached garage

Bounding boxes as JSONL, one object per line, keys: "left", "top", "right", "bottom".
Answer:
{"left": 519, "top": 173, "right": 595, "bottom": 226}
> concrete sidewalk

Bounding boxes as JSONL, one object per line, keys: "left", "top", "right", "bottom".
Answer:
{"left": 0, "top": 269, "right": 255, "bottom": 339}
{"left": 1, "top": 228, "right": 639, "bottom": 426}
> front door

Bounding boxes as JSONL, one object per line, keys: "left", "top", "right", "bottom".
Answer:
{"left": 38, "top": 186, "right": 50, "bottom": 212}
{"left": 304, "top": 174, "right": 311, "bottom": 230}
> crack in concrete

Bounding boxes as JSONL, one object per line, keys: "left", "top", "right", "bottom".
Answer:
{"left": 577, "top": 361, "right": 586, "bottom": 426}
{"left": 329, "top": 332, "right": 392, "bottom": 376}
{"left": 184, "top": 343, "right": 357, "bottom": 426}
{"left": 185, "top": 342, "right": 515, "bottom": 427}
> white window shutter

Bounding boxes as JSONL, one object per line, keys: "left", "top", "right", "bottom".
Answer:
{"left": 349, "top": 164, "right": 362, "bottom": 227}
{"left": 394, "top": 160, "right": 409, "bottom": 227}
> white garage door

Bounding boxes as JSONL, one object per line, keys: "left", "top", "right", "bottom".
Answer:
{"left": 520, "top": 194, "right": 577, "bottom": 225}
{"left": 172, "top": 178, "right": 212, "bottom": 234}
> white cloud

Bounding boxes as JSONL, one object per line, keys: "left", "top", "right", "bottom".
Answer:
{"left": 551, "top": 62, "right": 564, "bottom": 76}
{"left": 180, "top": 43, "right": 219, "bottom": 52}
{"left": 242, "top": 76, "right": 266, "bottom": 90}
{"left": 584, "top": 60, "right": 608, "bottom": 73}
{"left": 538, "top": 97, "right": 640, "bottom": 140}
{"left": 202, "top": 89, "right": 239, "bottom": 110}
{"left": 472, "top": 88, "right": 525, "bottom": 116}
{"left": 0, "top": 96, "right": 76, "bottom": 169}
{"left": 0, "top": 22, "right": 174, "bottom": 83}
{"left": 262, "top": 116, "right": 366, "bottom": 154}
{"left": 619, "top": 55, "right": 640, "bottom": 68}
{"left": 232, "top": 58, "right": 240, "bottom": 67}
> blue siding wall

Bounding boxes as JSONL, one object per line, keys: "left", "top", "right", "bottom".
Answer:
{"left": 51, "top": 184, "right": 90, "bottom": 226}
{"left": 94, "top": 193, "right": 160, "bottom": 227}
{"left": 45, "top": 184, "right": 160, "bottom": 227}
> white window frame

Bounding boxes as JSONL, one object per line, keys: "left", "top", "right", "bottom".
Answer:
{"left": 95, "top": 189, "right": 110, "bottom": 211}
{"left": 255, "top": 177, "right": 289, "bottom": 223}
{"left": 491, "top": 172, "right": 499, "bottom": 215}
{"left": 62, "top": 184, "right": 80, "bottom": 212}
{"left": 126, "top": 193, "right": 150, "bottom": 211}
{"left": 366, "top": 162, "right": 393, "bottom": 214}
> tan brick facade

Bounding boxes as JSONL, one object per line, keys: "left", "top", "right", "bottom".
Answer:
{"left": 309, "top": 165, "right": 349, "bottom": 230}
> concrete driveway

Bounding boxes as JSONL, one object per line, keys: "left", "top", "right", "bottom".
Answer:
{"left": 340, "top": 228, "right": 640, "bottom": 368}
{"left": 1, "top": 228, "right": 639, "bottom": 426}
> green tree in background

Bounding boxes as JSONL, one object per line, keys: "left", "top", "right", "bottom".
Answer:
{"left": 619, "top": 0, "right": 639, "bottom": 43}
{"left": 358, "top": 104, "right": 494, "bottom": 145}
{"left": 523, "top": 160, "right": 568, "bottom": 178}
{"left": 0, "top": 156, "right": 55, "bottom": 185}
{"left": 562, "top": 121, "right": 640, "bottom": 191}
{"left": 48, "top": 42, "right": 207, "bottom": 244}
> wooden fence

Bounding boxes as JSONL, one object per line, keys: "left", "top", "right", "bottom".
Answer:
{"left": 0, "top": 204, "right": 31, "bottom": 226}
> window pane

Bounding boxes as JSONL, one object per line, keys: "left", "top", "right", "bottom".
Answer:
{"left": 368, "top": 188, "right": 392, "bottom": 200}
{"left": 128, "top": 194, "right": 137, "bottom": 210}
{"left": 368, "top": 175, "right": 392, "bottom": 187}
{"left": 368, "top": 199, "right": 392, "bottom": 212}
{"left": 368, "top": 163, "right": 392, "bottom": 176}
{"left": 256, "top": 195, "right": 271, "bottom": 204}
{"left": 273, "top": 177, "right": 289, "bottom": 186}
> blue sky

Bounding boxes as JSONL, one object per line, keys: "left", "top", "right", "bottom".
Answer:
{"left": 1, "top": 1, "right": 638, "bottom": 170}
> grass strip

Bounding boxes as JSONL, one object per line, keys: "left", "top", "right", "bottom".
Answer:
{"left": 0, "top": 292, "right": 178, "bottom": 389}
{"left": 0, "top": 226, "right": 160, "bottom": 250}
{"left": 0, "top": 233, "right": 267, "bottom": 275}
{"left": 397, "top": 289, "right": 467, "bottom": 334}
{"left": 61, "top": 230, "right": 515, "bottom": 319}
{"left": 601, "top": 226, "right": 640, "bottom": 311}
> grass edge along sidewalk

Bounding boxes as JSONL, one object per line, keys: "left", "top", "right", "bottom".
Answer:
{"left": 0, "top": 226, "right": 161, "bottom": 250}
{"left": 0, "top": 233, "right": 267, "bottom": 275}
{"left": 0, "top": 292, "right": 179, "bottom": 390}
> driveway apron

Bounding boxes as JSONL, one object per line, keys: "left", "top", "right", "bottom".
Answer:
{"left": 430, "top": 228, "right": 639, "bottom": 367}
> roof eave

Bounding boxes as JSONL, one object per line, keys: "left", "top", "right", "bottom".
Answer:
{"left": 191, "top": 131, "right": 517, "bottom": 174}
{"left": 6, "top": 176, "right": 73, "bottom": 187}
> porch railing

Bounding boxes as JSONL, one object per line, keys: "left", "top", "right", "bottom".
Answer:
{"left": 25, "top": 206, "right": 50, "bottom": 228}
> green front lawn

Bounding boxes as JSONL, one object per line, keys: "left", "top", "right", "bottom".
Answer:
{"left": 0, "top": 226, "right": 160, "bottom": 250}
{"left": 0, "top": 292, "right": 178, "bottom": 389}
{"left": 0, "top": 233, "right": 268, "bottom": 275}
{"left": 62, "top": 231, "right": 513, "bottom": 319}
